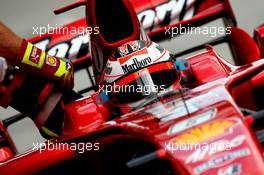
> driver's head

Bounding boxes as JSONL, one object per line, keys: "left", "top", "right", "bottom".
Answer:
{"left": 102, "top": 40, "right": 181, "bottom": 114}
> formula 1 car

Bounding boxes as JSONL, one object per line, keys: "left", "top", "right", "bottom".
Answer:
{"left": 1, "top": 0, "right": 264, "bottom": 174}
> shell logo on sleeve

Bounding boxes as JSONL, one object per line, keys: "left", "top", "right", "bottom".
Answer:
{"left": 46, "top": 56, "right": 57, "bottom": 67}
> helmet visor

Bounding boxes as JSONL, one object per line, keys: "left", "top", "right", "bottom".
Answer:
{"left": 109, "top": 62, "right": 180, "bottom": 104}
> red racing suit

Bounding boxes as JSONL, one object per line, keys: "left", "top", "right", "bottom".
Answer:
{"left": 15, "top": 39, "right": 74, "bottom": 90}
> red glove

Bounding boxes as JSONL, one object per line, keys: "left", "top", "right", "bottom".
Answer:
{"left": 15, "top": 39, "right": 74, "bottom": 90}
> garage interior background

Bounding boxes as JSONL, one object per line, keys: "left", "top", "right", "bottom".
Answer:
{"left": 0, "top": 0, "right": 264, "bottom": 152}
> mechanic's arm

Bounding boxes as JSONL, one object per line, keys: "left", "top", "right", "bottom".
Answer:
{"left": 0, "top": 21, "right": 73, "bottom": 90}
{"left": 0, "top": 21, "right": 22, "bottom": 63}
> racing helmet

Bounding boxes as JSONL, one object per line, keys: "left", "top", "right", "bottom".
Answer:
{"left": 102, "top": 40, "right": 181, "bottom": 113}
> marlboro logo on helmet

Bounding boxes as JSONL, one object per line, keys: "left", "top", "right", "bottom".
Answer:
{"left": 121, "top": 57, "right": 152, "bottom": 73}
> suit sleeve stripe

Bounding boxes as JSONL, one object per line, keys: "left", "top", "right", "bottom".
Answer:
{"left": 55, "top": 59, "right": 69, "bottom": 78}
{"left": 22, "top": 43, "right": 46, "bottom": 69}
{"left": 38, "top": 51, "right": 46, "bottom": 69}
{"left": 22, "top": 42, "right": 33, "bottom": 64}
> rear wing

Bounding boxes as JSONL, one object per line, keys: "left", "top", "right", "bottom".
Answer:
{"left": 134, "top": 0, "right": 236, "bottom": 40}
{"left": 29, "top": 0, "right": 236, "bottom": 94}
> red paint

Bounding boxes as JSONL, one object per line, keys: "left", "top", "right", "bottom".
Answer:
{"left": 1, "top": 0, "right": 264, "bottom": 174}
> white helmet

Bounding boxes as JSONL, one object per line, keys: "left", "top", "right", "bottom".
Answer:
{"left": 101, "top": 40, "right": 181, "bottom": 114}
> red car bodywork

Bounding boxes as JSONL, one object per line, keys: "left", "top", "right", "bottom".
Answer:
{"left": 1, "top": 46, "right": 264, "bottom": 175}
{"left": 1, "top": 0, "right": 264, "bottom": 174}
{"left": 29, "top": 0, "right": 236, "bottom": 71}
